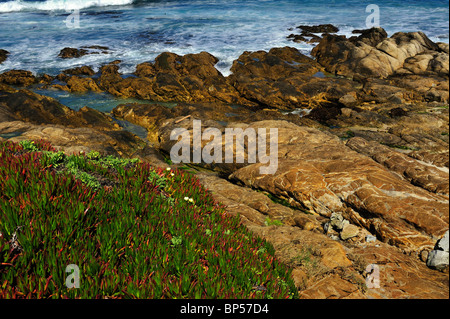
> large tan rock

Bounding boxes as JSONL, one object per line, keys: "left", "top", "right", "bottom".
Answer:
{"left": 227, "top": 121, "right": 448, "bottom": 253}
{"left": 311, "top": 30, "right": 446, "bottom": 79}
{"left": 195, "top": 171, "right": 449, "bottom": 299}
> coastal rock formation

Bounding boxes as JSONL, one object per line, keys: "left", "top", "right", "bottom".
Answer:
{"left": 228, "top": 47, "right": 356, "bottom": 110}
{"left": 0, "top": 84, "right": 144, "bottom": 157}
{"left": 197, "top": 120, "right": 448, "bottom": 254}
{"left": 311, "top": 29, "right": 446, "bottom": 78}
{"left": 198, "top": 172, "right": 449, "bottom": 299}
{"left": 0, "top": 27, "right": 448, "bottom": 299}
{"left": 0, "top": 70, "right": 36, "bottom": 87}
{"left": 287, "top": 24, "right": 339, "bottom": 44}
{"left": 58, "top": 47, "right": 89, "bottom": 59}
{"left": 85, "top": 52, "right": 249, "bottom": 105}
{"left": 346, "top": 137, "right": 449, "bottom": 195}
{"left": 427, "top": 230, "right": 449, "bottom": 271}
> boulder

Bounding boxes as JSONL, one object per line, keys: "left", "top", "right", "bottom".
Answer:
{"left": 311, "top": 30, "right": 446, "bottom": 79}
{"left": 228, "top": 47, "right": 356, "bottom": 109}
{"left": 62, "top": 65, "right": 96, "bottom": 76}
{"left": 349, "top": 27, "right": 388, "bottom": 47}
{"left": 340, "top": 224, "right": 360, "bottom": 240}
{"left": 226, "top": 121, "right": 448, "bottom": 253}
{"left": 58, "top": 46, "right": 109, "bottom": 59}
{"left": 58, "top": 47, "right": 89, "bottom": 59}
{"left": 427, "top": 230, "right": 449, "bottom": 271}
{"left": 346, "top": 137, "right": 449, "bottom": 195}
{"left": 0, "top": 70, "right": 36, "bottom": 87}
{"left": 296, "top": 24, "right": 339, "bottom": 34}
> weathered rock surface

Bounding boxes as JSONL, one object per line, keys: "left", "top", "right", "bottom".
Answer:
{"left": 58, "top": 46, "right": 109, "bottom": 59}
{"left": 228, "top": 47, "right": 356, "bottom": 110}
{"left": 153, "top": 116, "right": 450, "bottom": 254}
{"left": 0, "top": 70, "right": 36, "bottom": 87}
{"left": 287, "top": 24, "right": 339, "bottom": 44}
{"left": 92, "top": 52, "right": 249, "bottom": 105}
{"left": 427, "top": 230, "right": 449, "bottom": 271}
{"left": 1, "top": 29, "right": 448, "bottom": 298}
{"left": 311, "top": 28, "right": 449, "bottom": 104}
{"left": 346, "top": 137, "right": 449, "bottom": 195}
{"left": 0, "top": 84, "right": 144, "bottom": 157}
{"left": 225, "top": 121, "right": 448, "bottom": 253}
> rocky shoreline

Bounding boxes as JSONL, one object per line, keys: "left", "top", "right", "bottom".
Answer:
{"left": 1, "top": 26, "right": 448, "bottom": 299}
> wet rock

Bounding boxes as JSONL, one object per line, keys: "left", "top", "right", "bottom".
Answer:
{"left": 312, "top": 30, "right": 446, "bottom": 79}
{"left": 427, "top": 250, "right": 449, "bottom": 271}
{"left": 436, "top": 230, "right": 449, "bottom": 252}
{"left": 0, "top": 49, "right": 9, "bottom": 64}
{"left": 93, "top": 52, "right": 246, "bottom": 104}
{"left": 297, "top": 24, "right": 339, "bottom": 34}
{"left": 65, "top": 76, "right": 102, "bottom": 93}
{"left": 349, "top": 27, "right": 388, "bottom": 47}
{"left": 58, "top": 47, "right": 89, "bottom": 59}
{"left": 58, "top": 46, "right": 109, "bottom": 59}
{"left": 0, "top": 70, "right": 36, "bottom": 87}
{"left": 346, "top": 137, "right": 449, "bottom": 195}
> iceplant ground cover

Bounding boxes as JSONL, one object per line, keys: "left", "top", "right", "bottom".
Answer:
{"left": 0, "top": 139, "right": 297, "bottom": 299}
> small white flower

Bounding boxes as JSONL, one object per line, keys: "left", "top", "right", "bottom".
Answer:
{"left": 166, "top": 167, "right": 171, "bottom": 171}
{"left": 170, "top": 173, "right": 175, "bottom": 177}
{"left": 184, "top": 196, "right": 189, "bottom": 201}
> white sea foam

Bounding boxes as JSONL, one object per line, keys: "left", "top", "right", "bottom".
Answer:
{"left": 0, "top": 0, "right": 134, "bottom": 13}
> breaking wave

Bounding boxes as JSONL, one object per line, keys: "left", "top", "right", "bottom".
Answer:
{"left": 0, "top": 0, "right": 136, "bottom": 13}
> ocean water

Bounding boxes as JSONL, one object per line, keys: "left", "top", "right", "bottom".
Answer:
{"left": 0, "top": 0, "right": 449, "bottom": 77}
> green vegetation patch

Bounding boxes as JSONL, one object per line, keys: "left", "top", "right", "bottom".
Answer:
{"left": 0, "top": 140, "right": 297, "bottom": 299}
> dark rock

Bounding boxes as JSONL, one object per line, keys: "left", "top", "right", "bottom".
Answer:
{"left": 0, "top": 70, "right": 36, "bottom": 87}
{"left": 58, "top": 47, "right": 89, "bottom": 59}
{"left": 349, "top": 27, "right": 388, "bottom": 47}
{"left": 0, "top": 49, "right": 9, "bottom": 64}
{"left": 297, "top": 24, "right": 339, "bottom": 34}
